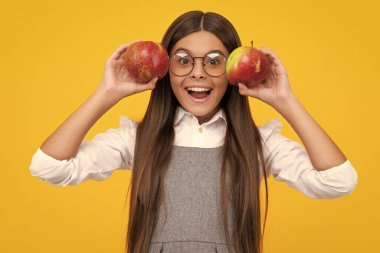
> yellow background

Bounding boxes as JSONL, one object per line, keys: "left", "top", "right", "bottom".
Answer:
{"left": 1, "top": 0, "right": 378, "bottom": 252}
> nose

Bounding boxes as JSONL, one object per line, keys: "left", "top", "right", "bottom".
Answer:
{"left": 190, "top": 58, "right": 206, "bottom": 79}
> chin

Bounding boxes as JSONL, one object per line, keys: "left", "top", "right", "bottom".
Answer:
{"left": 190, "top": 107, "right": 218, "bottom": 122}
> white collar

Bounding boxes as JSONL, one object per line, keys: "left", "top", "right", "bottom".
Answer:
{"left": 174, "top": 106, "right": 227, "bottom": 126}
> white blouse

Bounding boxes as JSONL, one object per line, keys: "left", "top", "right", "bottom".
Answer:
{"left": 29, "top": 107, "right": 358, "bottom": 199}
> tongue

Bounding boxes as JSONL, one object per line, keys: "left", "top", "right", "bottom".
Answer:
{"left": 190, "top": 91, "right": 209, "bottom": 99}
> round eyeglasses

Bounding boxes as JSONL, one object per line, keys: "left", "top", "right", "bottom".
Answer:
{"left": 169, "top": 51, "right": 227, "bottom": 77}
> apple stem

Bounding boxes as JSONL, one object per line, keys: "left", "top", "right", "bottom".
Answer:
{"left": 251, "top": 40, "right": 254, "bottom": 47}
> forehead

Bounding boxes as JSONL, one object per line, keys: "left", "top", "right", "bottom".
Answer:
{"left": 171, "top": 31, "right": 229, "bottom": 56}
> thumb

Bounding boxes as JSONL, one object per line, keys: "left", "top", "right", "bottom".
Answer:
{"left": 134, "top": 77, "right": 159, "bottom": 92}
{"left": 238, "top": 83, "right": 249, "bottom": 96}
{"left": 146, "top": 77, "right": 159, "bottom": 89}
{"left": 238, "top": 83, "right": 259, "bottom": 98}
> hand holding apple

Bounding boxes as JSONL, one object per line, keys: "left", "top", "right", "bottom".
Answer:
{"left": 99, "top": 41, "right": 159, "bottom": 102}
{"left": 237, "top": 47, "right": 295, "bottom": 108}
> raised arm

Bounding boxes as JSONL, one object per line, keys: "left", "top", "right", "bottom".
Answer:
{"left": 238, "top": 47, "right": 346, "bottom": 171}
{"left": 40, "top": 87, "right": 119, "bottom": 160}
{"left": 40, "top": 42, "right": 158, "bottom": 160}
{"left": 271, "top": 95, "right": 346, "bottom": 171}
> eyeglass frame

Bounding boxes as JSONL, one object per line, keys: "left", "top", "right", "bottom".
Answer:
{"left": 168, "top": 49, "right": 227, "bottom": 77}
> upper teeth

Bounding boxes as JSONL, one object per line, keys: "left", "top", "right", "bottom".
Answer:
{"left": 186, "top": 87, "right": 211, "bottom": 92}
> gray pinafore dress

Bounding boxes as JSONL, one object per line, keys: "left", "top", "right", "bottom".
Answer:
{"left": 148, "top": 146, "right": 235, "bottom": 253}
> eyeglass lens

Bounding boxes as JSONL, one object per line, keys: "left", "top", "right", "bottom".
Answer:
{"left": 169, "top": 51, "right": 226, "bottom": 77}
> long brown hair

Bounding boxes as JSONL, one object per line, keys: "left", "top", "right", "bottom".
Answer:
{"left": 126, "top": 11, "right": 269, "bottom": 253}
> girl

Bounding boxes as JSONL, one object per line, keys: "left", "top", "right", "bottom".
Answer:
{"left": 29, "top": 11, "right": 358, "bottom": 253}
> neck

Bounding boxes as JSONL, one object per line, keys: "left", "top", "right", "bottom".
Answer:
{"left": 196, "top": 106, "right": 221, "bottom": 125}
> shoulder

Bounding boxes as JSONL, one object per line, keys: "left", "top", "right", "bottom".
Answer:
{"left": 257, "top": 119, "right": 283, "bottom": 141}
{"left": 117, "top": 115, "right": 138, "bottom": 141}
{"left": 90, "top": 116, "right": 138, "bottom": 145}
{"left": 119, "top": 115, "right": 138, "bottom": 129}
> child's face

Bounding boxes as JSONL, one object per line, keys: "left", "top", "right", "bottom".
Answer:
{"left": 169, "top": 31, "right": 229, "bottom": 124}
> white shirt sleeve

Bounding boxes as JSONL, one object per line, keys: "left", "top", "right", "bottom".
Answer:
{"left": 29, "top": 116, "right": 137, "bottom": 186}
{"left": 259, "top": 119, "right": 358, "bottom": 199}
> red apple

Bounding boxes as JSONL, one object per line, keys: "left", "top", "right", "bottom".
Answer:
{"left": 125, "top": 41, "right": 169, "bottom": 83}
{"left": 226, "top": 43, "right": 270, "bottom": 88}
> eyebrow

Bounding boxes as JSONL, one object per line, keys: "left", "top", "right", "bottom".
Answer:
{"left": 173, "top": 47, "right": 226, "bottom": 56}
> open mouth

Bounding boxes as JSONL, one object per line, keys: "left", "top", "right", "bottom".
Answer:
{"left": 186, "top": 87, "right": 212, "bottom": 100}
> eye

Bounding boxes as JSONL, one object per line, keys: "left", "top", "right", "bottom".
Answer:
{"left": 205, "top": 52, "right": 224, "bottom": 65}
{"left": 209, "top": 58, "right": 220, "bottom": 65}
{"left": 179, "top": 57, "right": 190, "bottom": 65}
{"left": 173, "top": 52, "right": 192, "bottom": 65}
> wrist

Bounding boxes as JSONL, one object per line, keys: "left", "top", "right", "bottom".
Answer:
{"left": 93, "top": 86, "right": 121, "bottom": 109}
{"left": 95, "top": 86, "right": 123, "bottom": 105}
{"left": 272, "top": 91, "right": 297, "bottom": 109}
{"left": 273, "top": 93, "right": 300, "bottom": 116}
